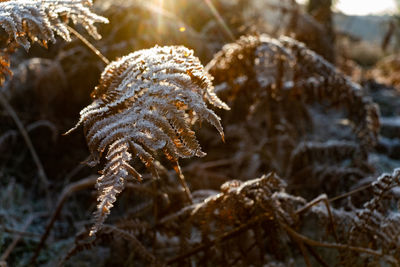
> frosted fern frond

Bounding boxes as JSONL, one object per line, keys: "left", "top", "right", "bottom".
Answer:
{"left": 351, "top": 169, "right": 400, "bottom": 242}
{"left": 207, "top": 34, "right": 380, "bottom": 149}
{"left": 159, "top": 173, "right": 306, "bottom": 264}
{"left": 336, "top": 168, "right": 400, "bottom": 264}
{"left": 0, "top": 0, "right": 109, "bottom": 50}
{"left": 288, "top": 140, "right": 362, "bottom": 175}
{"left": 68, "top": 45, "right": 228, "bottom": 235}
{"left": 279, "top": 36, "right": 380, "bottom": 148}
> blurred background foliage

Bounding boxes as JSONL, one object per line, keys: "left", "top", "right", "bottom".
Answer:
{"left": 1, "top": 0, "right": 400, "bottom": 266}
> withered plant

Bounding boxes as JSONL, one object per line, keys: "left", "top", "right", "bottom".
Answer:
{"left": 66, "top": 45, "right": 229, "bottom": 235}
{"left": 205, "top": 34, "right": 379, "bottom": 199}
{"left": 1, "top": 2, "right": 400, "bottom": 267}
{"left": 0, "top": 0, "right": 108, "bottom": 83}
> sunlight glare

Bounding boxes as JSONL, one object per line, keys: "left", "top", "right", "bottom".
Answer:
{"left": 203, "top": 0, "right": 235, "bottom": 41}
{"left": 156, "top": 0, "right": 164, "bottom": 33}
{"left": 296, "top": 0, "right": 397, "bottom": 15}
{"left": 335, "top": 0, "right": 396, "bottom": 15}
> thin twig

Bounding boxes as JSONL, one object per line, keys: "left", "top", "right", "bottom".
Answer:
{"left": 103, "top": 225, "right": 161, "bottom": 265}
{"left": 173, "top": 161, "right": 193, "bottom": 204}
{"left": 64, "top": 156, "right": 90, "bottom": 184}
{"left": 305, "top": 244, "right": 330, "bottom": 267}
{"left": 0, "top": 93, "right": 50, "bottom": 188}
{"left": 294, "top": 236, "right": 312, "bottom": 267}
{"left": 282, "top": 223, "right": 383, "bottom": 257}
{"left": 1, "top": 226, "right": 41, "bottom": 238}
{"left": 203, "top": 0, "right": 235, "bottom": 41}
{"left": 31, "top": 175, "right": 98, "bottom": 264}
{"left": 296, "top": 194, "right": 339, "bottom": 243}
{"left": 0, "top": 214, "right": 35, "bottom": 262}
{"left": 151, "top": 177, "right": 160, "bottom": 252}
{"left": 166, "top": 214, "right": 265, "bottom": 265}
{"left": 0, "top": 119, "right": 58, "bottom": 147}
{"left": 329, "top": 183, "right": 372, "bottom": 202}
{"left": 229, "top": 240, "right": 258, "bottom": 266}
{"left": 66, "top": 25, "right": 110, "bottom": 65}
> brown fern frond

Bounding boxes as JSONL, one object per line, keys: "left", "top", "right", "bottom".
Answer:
{"left": 0, "top": 41, "right": 16, "bottom": 85}
{"left": 59, "top": 228, "right": 107, "bottom": 265}
{"left": 158, "top": 171, "right": 396, "bottom": 265}
{"left": 279, "top": 37, "right": 380, "bottom": 148}
{"left": 288, "top": 140, "right": 363, "bottom": 176}
{"left": 343, "top": 169, "right": 400, "bottom": 264}
{"left": 287, "top": 140, "right": 369, "bottom": 198}
{"left": 306, "top": 168, "right": 400, "bottom": 265}
{"left": 68, "top": 45, "right": 228, "bottom": 235}
{"left": 160, "top": 173, "right": 306, "bottom": 265}
{"left": 0, "top": 52, "right": 11, "bottom": 85}
{"left": 207, "top": 34, "right": 380, "bottom": 150}
{"left": 0, "top": 0, "right": 108, "bottom": 51}
{"left": 190, "top": 173, "right": 298, "bottom": 226}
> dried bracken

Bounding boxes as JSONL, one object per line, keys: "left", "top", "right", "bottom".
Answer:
{"left": 157, "top": 173, "right": 306, "bottom": 265}
{"left": 4, "top": 1, "right": 400, "bottom": 266}
{"left": 0, "top": 51, "right": 11, "bottom": 85}
{"left": 207, "top": 34, "right": 380, "bottom": 150}
{"left": 281, "top": 36, "right": 380, "bottom": 148}
{"left": 342, "top": 168, "right": 400, "bottom": 265}
{"left": 0, "top": 0, "right": 108, "bottom": 51}
{"left": 307, "top": 169, "right": 400, "bottom": 266}
{"left": 0, "top": 0, "right": 107, "bottom": 88}
{"left": 155, "top": 171, "right": 396, "bottom": 265}
{"left": 264, "top": 0, "right": 335, "bottom": 62}
{"left": 61, "top": 224, "right": 159, "bottom": 266}
{"left": 287, "top": 140, "right": 370, "bottom": 198}
{"left": 67, "top": 45, "right": 229, "bottom": 235}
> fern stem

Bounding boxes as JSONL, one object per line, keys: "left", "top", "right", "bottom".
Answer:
{"left": 103, "top": 225, "right": 160, "bottom": 264}
{"left": 282, "top": 223, "right": 383, "bottom": 257}
{"left": 329, "top": 183, "right": 372, "bottom": 202}
{"left": 0, "top": 93, "right": 50, "bottom": 188}
{"left": 166, "top": 213, "right": 265, "bottom": 264}
{"left": 31, "top": 175, "right": 97, "bottom": 264}
{"left": 296, "top": 194, "right": 339, "bottom": 243}
{"left": 66, "top": 25, "right": 110, "bottom": 65}
{"left": 173, "top": 162, "right": 193, "bottom": 204}
{"left": 203, "top": 0, "right": 235, "bottom": 41}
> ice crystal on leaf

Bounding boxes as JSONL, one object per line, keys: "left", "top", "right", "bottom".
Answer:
{"left": 68, "top": 45, "right": 229, "bottom": 235}
{"left": 0, "top": 0, "right": 108, "bottom": 50}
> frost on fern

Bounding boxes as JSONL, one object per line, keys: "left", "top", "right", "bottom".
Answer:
{"left": 207, "top": 34, "right": 380, "bottom": 150}
{"left": 343, "top": 168, "right": 400, "bottom": 264}
{"left": 0, "top": 0, "right": 108, "bottom": 50}
{"left": 68, "top": 45, "right": 229, "bottom": 235}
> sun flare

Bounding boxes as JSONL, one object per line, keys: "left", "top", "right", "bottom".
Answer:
{"left": 297, "top": 0, "right": 396, "bottom": 15}
{"left": 335, "top": 0, "right": 396, "bottom": 15}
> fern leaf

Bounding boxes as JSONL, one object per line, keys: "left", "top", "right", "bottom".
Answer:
{"left": 0, "top": 0, "right": 108, "bottom": 50}
{"left": 69, "top": 45, "right": 229, "bottom": 235}
{"left": 207, "top": 34, "right": 380, "bottom": 150}
{"left": 341, "top": 168, "right": 400, "bottom": 263}
{"left": 0, "top": 52, "right": 11, "bottom": 84}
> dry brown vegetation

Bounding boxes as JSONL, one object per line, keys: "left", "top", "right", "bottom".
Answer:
{"left": 1, "top": 0, "right": 400, "bottom": 266}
